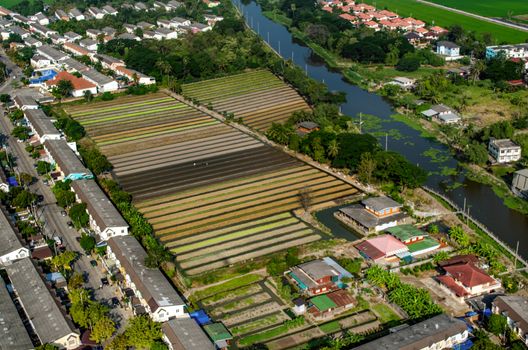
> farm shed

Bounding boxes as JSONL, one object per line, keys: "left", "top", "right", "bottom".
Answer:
{"left": 203, "top": 323, "right": 232, "bottom": 349}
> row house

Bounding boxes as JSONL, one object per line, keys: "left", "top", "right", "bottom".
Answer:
{"left": 30, "top": 22, "right": 57, "bottom": 38}
{"left": 68, "top": 8, "right": 85, "bottom": 21}
{"left": 44, "top": 71, "right": 97, "bottom": 97}
{"left": 23, "top": 108, "right": 62, "bottom": 143}
{"left": 115, "top": 65, "right": 156, "bottom": 85}
{"left": 79, "top": 38, "right": 98, "bottom": 51}
{"left": 29, "top": 12, "right": 49, "bottom": 25}
{"left": 63, "top": 31, "right": 82, "bottom": 42}
{"left": 87, "top": 7, "right": 106, "bottom": 20}
{"left": 0, "top": 208, "right": 30, "bottom": 267}
{"left": 0, "top": 278, "right": 34, "bottom": 350}
{"left": 63, "top": 42, "right": 92, "bottom": 57}
{"left": 492, "top": 296, "right": 528, "bottom": 346}
{"left": 82, "top": 68, "right": 119, "bottom": 92}
{"left": 102, "top": 5, "right": 118, "bottom": 16}
{"left": 43, "top": 139, "right": 93, "bottom": 181}
{"left": 55, "top": 9, "right": 69, "bottom": 21}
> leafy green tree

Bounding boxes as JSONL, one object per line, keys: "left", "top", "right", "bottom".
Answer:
{"left": 69, "top": 203, "right": 89, "bottom": 228}
{"left": 68, "top": 273, "right": 84, "bottom": 290}
{"left": 51, "top": 250, "right": 77, "bottom": 274}
{"left": 106, "top": 333, "right": 127, "bottom": 350}
{"left": 52, "top": 79, "right": 74, "bottom": 99}
{"left": 465, "top": 142, "right": 488, "bottom": 165}
{"left": 11, "top": 126, "right": 30, "bottom": 140}
{"left": 396, "top": 54, "right": 420, "bottom": 72}
{"left": 357, "top": 152, "right": 376, "bottom": 184}
{"left": 432, "top": 251, "right": 449, "bottom": 264}
{"left": 266, "top": 123, "right": 294, "bottom": 145}
{"left": 36, "top": 161, "right": 52, "bottom": 175}
{"left": 486, "top": 314, "right": 507, "bottom": 335}
{"left": 125, "top": 315, "right": 163, "bottom": 349}
{"left": 448, "top": 226, "right": 471, "bottom": 247}
{"left": 79, "top": 234, "right": 96, "bottom": 253}
{"left": 90, "top": 316, "right": 115, "bottom": 344}
{"left": 35, "top": 344, "right": 59, "bottom": 350}
{"left": 79, "top": 146, "right": 112, "bottom": 175}
{"left": 12, "top": 190, "right": 36, "bottom": 209}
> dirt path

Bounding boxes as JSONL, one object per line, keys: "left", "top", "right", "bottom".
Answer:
{"left": 416, "top": 0, "right": 528, "bottom": 32}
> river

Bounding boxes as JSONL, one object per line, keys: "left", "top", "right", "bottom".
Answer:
{"left": 233, "top": 0, "right": 528, "bottom": 259}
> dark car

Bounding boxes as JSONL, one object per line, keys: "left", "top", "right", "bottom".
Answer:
{"left": 90, "top": 260, "right": 97, "bottom": 267}
{"left": 101, "top": 277, "right": 109, "bottom": 286}
{"left": 60, "top": 210, "right": 67, "bottom": 217}
{"left": 111, "top": 297, "right": 120, "bottom": 307}
{"left": 67, "top": 221, "right": 74, "bottom": 228}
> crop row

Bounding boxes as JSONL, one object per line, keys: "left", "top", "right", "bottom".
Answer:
{"left": 71, "top": 99, "right": 177, "bottom": 121}
{"left": 64, "top": 93, "right": 169, "bottom": 113}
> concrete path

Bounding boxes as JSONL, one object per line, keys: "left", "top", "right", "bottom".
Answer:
{"left": 416, "top": 0, "right": 528, "bottom": 33}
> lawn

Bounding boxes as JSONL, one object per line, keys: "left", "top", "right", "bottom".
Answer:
{"left": 425, "top": 0, "right": 528, "bottom": 18}
{"left": 191, "top": 274, "right": 262, "bottom": 301}
{"left": 362, "top": 0, "right": 528, "bottom": 43}
{"left": 371, "top": 304, "right": 401, "bottom": 324}
{"left": 4, "top": 0, "right": 52, "bottom": 8}
{"left": 319, "top": 320, "right": 341, "bottom": 334}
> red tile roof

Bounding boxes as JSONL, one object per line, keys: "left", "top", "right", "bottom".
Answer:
{"left": 326, "top": 290, "right": 356, "bottom": 307}
{"left": 443, "top": 262, "right": 495, "bottom": 288}
{"left": 339, "top": 13, "right": 357, "bottom": 21}
{"left": 437, "top": 275, "right": 469, "bottom": 297}
{"left": 46, "top": 71, "right": 96, "bottom": 91}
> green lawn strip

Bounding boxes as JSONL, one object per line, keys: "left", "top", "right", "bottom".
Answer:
{"left": 183, "top": 70, "right": 270, "bottom": 90}
{"left": 166, "top": 213, "right": 293, "bottom": 248}
{"left": 362, "top": 0, "right": 527, "bottom": 43}
{"left": 144, "top": 170, "right": 329, "bottom": 215}
{"left": 371, "top": 304, "right": 401, "bottom": 324}
{"left": 263, "top": 10, "right": 293, "bottom": 26}
{"left": 75, "top": 102, "right": 183, "bottom": 122}
{"left": 318, "top": 320, "right": 341, "bottom": 334}
{"left": 97, "top": 120, "right": 218, "bottom": 145}
{"left": 201, "top": 284, "right": 261, "bottom": 305}
{"left": 191, "top": 274, "right": 262, "bottom": 301}
{"left": 217, "top": 296, "right": 255, "bottom": 313}
{"left": 172, "top": 217, "right": 299, "bottom": 253}
{"left": 390, "top": 114, "right": 437, "bottom": 139}
{"left": 81, "top": 105, "right": 187, "bottom": 125}
{"left": 231, "top": 313, "right": 282, "bottom": 336}
{"left": 238, "top": 320, "right": 305, "bottom": 346}
{"left": 71, "top": 98, "right": 176, "bottom": 117}
{"left": 178, "top": 229, "right": 315, "bottom": 264}
{"left": 425, "top": 0, "right": 528, "bottom": 17}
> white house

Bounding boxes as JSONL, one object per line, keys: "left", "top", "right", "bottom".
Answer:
{"left": 102, "top": 5, "right": 118, "bottom": 16}
{"left": 79, "top": 38, "right": 98, "bottom": 51}
{"left": 436, "top": 41, "right": 463, "bottom": 61}
{"left": 421, "top": 104, "right": 461, "bottom": 124}
{"left": 63, "top": 31, "right": 82, "bottom": 42}
{"left": 23, "top": 109, "right": 62, "bottom": 143}
{"left": 68, "top": 8, "right": 85, "bottom": 21}
{"left": 14, "top": 95, "right": 39, "bottom": 110}
{"left": 0, "top": 209, "right": 30, "bottom": 266}
{"left": 492, "top": 296, "right": 528, "bottom": 347}
{"left": 82, "top": 69, "right": 119, "bottom": 92}
{"left": 386, "top": 77, "right": 415, "bottom": 89}
{"left": 488, "top": 138, "right": 522, "bottom": 164}
{"left": 87, "top": 7, "right": 105, "bottom": 19}
{"left": 170, "top": 16, "right": 191, "bottom": 28}
{"left": 107, "top": 235, "right": 186, "bottom": 322}
{"left": 71, "top": 180, "right": 129, "bottom": 240}
{"left": 29, "top": 12, "right": 49, "bottom": 25}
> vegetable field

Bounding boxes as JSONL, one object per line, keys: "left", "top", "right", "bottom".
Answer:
{"left": 66, "top": 90, "right": 358, "bottom": 275}
{"left": 182, "top": 70, "right": 311, "bottom": 131}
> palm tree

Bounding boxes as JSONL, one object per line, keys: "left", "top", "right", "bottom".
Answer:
{"left": 156, "top": 60, "right": 172, "bottom": 86}
{"left": 470, "top": 60, "right": 486, "bottom": 84}
{"left": 327, "top": 139, "right": 339, "bottom": 159}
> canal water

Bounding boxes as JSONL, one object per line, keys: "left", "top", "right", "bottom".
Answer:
{"left": 233, "top": 0, "right": 528, "bottom": 258}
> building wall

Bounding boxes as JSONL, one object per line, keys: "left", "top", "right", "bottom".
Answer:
{"left": 0, "top": 248, "right": 30, "bottom": 266}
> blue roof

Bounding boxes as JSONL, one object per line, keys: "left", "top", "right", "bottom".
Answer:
{"left": 7, "top": 177, "right": 18, "bottom": 186}
{"left": 46, "top": 272, "right": 65, "bottom": 282}
{"left": 30, "top": 69, "right": 57, "bottom": 84}
{"left": 322, "top": 257, "right": 352, "bottom": 279}
{"left": 190, "top": 309, "right": 211, "bottom": 325}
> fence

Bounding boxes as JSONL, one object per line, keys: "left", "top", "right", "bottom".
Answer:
{"left": 421, "top": 186, "right": 528, "bottom": 269}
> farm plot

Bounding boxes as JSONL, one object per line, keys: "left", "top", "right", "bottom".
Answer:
{"left": 182, "top": 70, "right": 311, "bottom": 131}
{"left": 136, "top": 164, "right": 358, "bottom": 275}
{"left": 194, "top": 277, "right": 291, "bottom": 341}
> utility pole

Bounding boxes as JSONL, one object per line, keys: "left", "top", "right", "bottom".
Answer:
{"left": 278, "top": 40, "right": 281, "bottom": 55}
{"left": 463, "top": 197, "right": 466, "bottom": 215}
{"left": 385, "top": 133, "right": 388, "bottom": 151}
{"left": 305, "top": 63, "right": 308, "bottom": 74}
{"left": 267, "top": 31, "right": 270, "bottom": 43}
{"left": 292, "top": 51, "right": 294, "bottom": 61}
{"left": 359, "top": 112, "right": 362, "bottom": 134}
{"left": 513, "top": 241, "right": 519, "bottom": 270}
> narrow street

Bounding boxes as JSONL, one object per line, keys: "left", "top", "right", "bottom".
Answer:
{"left": 0, "top": 102, "right": 131, "bottom": 327}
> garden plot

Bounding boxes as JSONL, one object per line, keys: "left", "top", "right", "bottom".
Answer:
{"left": 182, "top": 70, "right": 311, "bottom": 131}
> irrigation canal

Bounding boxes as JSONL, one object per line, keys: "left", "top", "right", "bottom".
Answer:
{"left": 233, "top": 0, "right": 528, "bottom": 259}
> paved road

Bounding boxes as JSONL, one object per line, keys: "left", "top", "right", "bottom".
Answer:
{"left": 416, "top": 0, "right": 528, "bottom": 33}
{"left": 0, "top": 49, "right": 23, "bottom": 94}
{"left": 0, "top": 102, "right": 131, "bottom": 327}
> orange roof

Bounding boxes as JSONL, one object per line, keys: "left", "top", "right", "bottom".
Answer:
{"left": 415, "top": 27, "right": 428, "bottom": 33}
{"left": 339, "top": 13, "right": 357, "bottom": 21}
{"left": 356, "top": 12, "right": 372, "bottom": 19}
{"left": 379, "top": 9, "right": 398, "bottom": 17}
{"left": 322, "top": 6, "right": 333, "bottom": 12}
{"left": 443, "top": 263, "right": 496, "bottom": 288}
{"left": 430, "top": 26, "right": 447, "bottom": 33}
{"left": 364, "top": 21, "right": 378, "bottom": 27}
{"left": 46, "top": 71, "right": 96, "bottom": 90}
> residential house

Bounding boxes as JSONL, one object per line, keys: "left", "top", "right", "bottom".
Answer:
{"left": 0, "top": 168, "right": 9, "bottom": 193}
{"left": 157, "top": 19, "right": 172, "bottom": 28}
{"left": 6, "top": 258, "right": 81, "bottom": 349}
{"left": 0, "top": 278, "right": 34, "bottom": 350}
{"left": 386, "top": 76, "right": 415, "bottom": 89}
{"left": 11, "top": 14, "right": 31, "bottom": 25}
{"left": 30, "top": 54, "right": 52, "bottom": 69}
{"left": 436, "top": 259, "right": 501, "bottom": 300}
{"left": 86, "top": 29, "right": 103, "bottom": 39}
{"left": 430, "top": 26, "right": 447, "bottom": 34}
{"left": 421, "top": 104, "right": 461, "bottom": 124}
{"left": 0, "top": 208, "right": 30, "bottom": 266}
{"left": 137, "top": 21, "right": 155, "bottom": 30}
{"left": 170, "top": 16, "right": 191, "bottom": 28}
{"left": 117, "top": 32, "right": 140, "bottom": 40}
{"left": 68, "top": 8, "right": 85, "bottom": 21}
{"left": 71, "top": 180, "right": 129, "bottom": 240}
{"left": 162, "top": 317, "right": 215, "bottom": 350}
{"left": 55, "top": 9, "right": 69, "bottom": 21}
{"left": 155, "top": 27, "right": 178, "bottom": 39}
{"left": 167, "top": 0, "right": 184, "bottom": 9}
{"left": 102, "top": 26, "right": 117, "bottom": 37}
{"left": 204, "top": 14, "right": 224, "bottom": 26}
{"left": 63, "top": 31, "right": 82, "bottom": 42}
{"left": 8, "top": 25, "right": 31, "bottom": 39}
{"left": 87, "top": 7, "right": 105, "bottom": 19}
{"left": 492, "top": 296, "right": 528, "bottom": 346}
{"left": 61, "top": 58, "right": 90, "bottom": 73}
{"left": 364, "top": 20, "right": 379, "bottom": 30}
{"left": 49, "top": 33, "right": 67, "bottom": 45}
{"left": 203, "top": 323, "right": 232, "bottom": 349}
{"left": 79, "top": 38, "right": 98, "bottom": 51}
{"left": 43, "top": 139, "right": 93, "bottom": 181}
{"left": 143, "top": 30, "right": 157, "bottom": 39}
{"left": 95, "top": 54, "right": 125, "bottom": 71}
{"left": 354, "top": 314, "right": 468, "bottom": 350}
{"left": 44, "top": 71, "right": 97, "bottom": 97}
{"left": 153, "top": 1, "right": 170, "bottom": 11}
{"left": 191, "top": 22, "right": 212, "bottom": 32}
{"left": 82, "top": 69, "right": 119, "bottom": 92}
{"left": 512, "top": 169, "right": 528, "bottom": 199}
{"left": 436, "top": 41, "right": 462, "bottom": 61}
{"left": 123, "top": 23, "right": 137, "bottom": 33}
{"left": 297, "top": 121, "right": 320, "bottom": 135}
{"left": 37, "top": 45, "right": 69, "bottom": 63}
{"left": 115, "top": 66, "right": 156, "bottom": 85}
{"left": 30, "top": 12, "right": 49, "bottom": 25}
{"left": 13, "top": 95, "right": 39, "bottom": 110}
{"left": 30, "top": 23, "right": 57, "bottom": 38}
{"left": 102, "top": 5, "right": 118, "bottom": 16}
{"left": 336, "top": 196, "right": 408, "bottom": 234}
{"left": 287, "top": 257, "right": 352, "bottom": 296}
{"left": 134, "top": 2, "right": 149, "bottom": 11}
{"left": 355, "top": 234, "right": 409, "bottom": 262}
{"left": 386, "top": 225, "right": 440, "bottom": 257}
{"left": 107, "top": 235, "right": 185, "bottom": 321}
{"left": 486, "top": 44, "right": 528, "bottom": 62}
{"left": 308, "top": 290, "right": 356, "bottom": 319}
{"left": 63, "top": 42, "right": 92, "bottom": 57}
{"left": 23, "top": 108, "right": 62, "bottom": 143}
{"left": 488, "top": 138, "right": 522, "bottom": 163}
{"left": 0, "top": 6, "right": 13, "bottom": 16}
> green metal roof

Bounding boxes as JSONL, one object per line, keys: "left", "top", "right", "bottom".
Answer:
{"left": 407, "top": 237, "right": 440, "bottom": 253}
{"left": 203, "top": 323, "right": 232, "bottom": 342}
{"left": 386, "top": 225, "right": 426, "bottom": 242}
{"left": 310, "top": 294, "right": 337, "bottom": 311}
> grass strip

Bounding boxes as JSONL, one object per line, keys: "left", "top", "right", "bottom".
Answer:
{"left": 191, "top": 274, "right": 262, "bottom": 301}
{"left": 81, "top": 105, "right": 187, "bottom": 125}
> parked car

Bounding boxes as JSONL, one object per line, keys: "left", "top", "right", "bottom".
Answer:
{"left": 90, "top": 260, "right": 97, "bottom": 267}
{"left": 60, "top": 210, "right": 67, "bottom": 217}
{"left": 100, "top": 277, "right": 109, "bottom": 286}
{"left": 111, "top": 297, "right": 120, "bottom": 307}
{"left": 67, "top": 221, "right": 74, "bottom": 228}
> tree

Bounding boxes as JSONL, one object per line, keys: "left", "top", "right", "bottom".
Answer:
{"left": 68, "top": 273, "right": 84, "bottom": 290}
{"left": 79, "top": 234, "right": 96, "bottom": 253}
{"left": 125, "top": 315, "right": 163, "bottom": 349}
{"left": 52, "top": 79, "right": 74, "bottom": 99}
{"left": 106, "top": 333, "right": 127, "bottom": 350}
{"left": 465, "top": 142, "right": 488, "bottom": 165}
{"left": 432, "top": 251, "right": 449, "bottom": 264}
{"left": 36, "top": 160, "right": 52, "bottom": 175}
{"left": 90, "top": 316, "right": 115, "bottom": 343}
{"left": 11, "top": 125, "right": 30, "bottom": 140}
{"left": 327, "top": 138, "right": 339, "bottom": 159}
{"left": 35, "top": 345, "right": 59, "bottom": 350}
{"left": 448, "top": 226, "right": 471, "bottom": 247}
{"left": 486, "top": 314, "right": 507, "bottom": 335}
{"left": 51, "top": 250, "right": 77, "bottom": 274}
{"left": 396, "top": 54, "right": 421, "bottom": 72}
{"left": 18, "top": 172, "right": 33, "bottom": 187}
{"left": 266, "top": 123, "right": 294, "bottom": 145}
{"left": 12, "top": 190, "right": 36, "bottom": 209}
{"left": 357, "top": 152, "right": 376, "bottom": 184}
{"left": 469, "top": 59, "right": 486, "bottom": 84}
{"left": 83, "top": 90, "right": 93, "bottom": 102}
{"left": 69, "top": 203, "right": 89, "bottom": 228}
